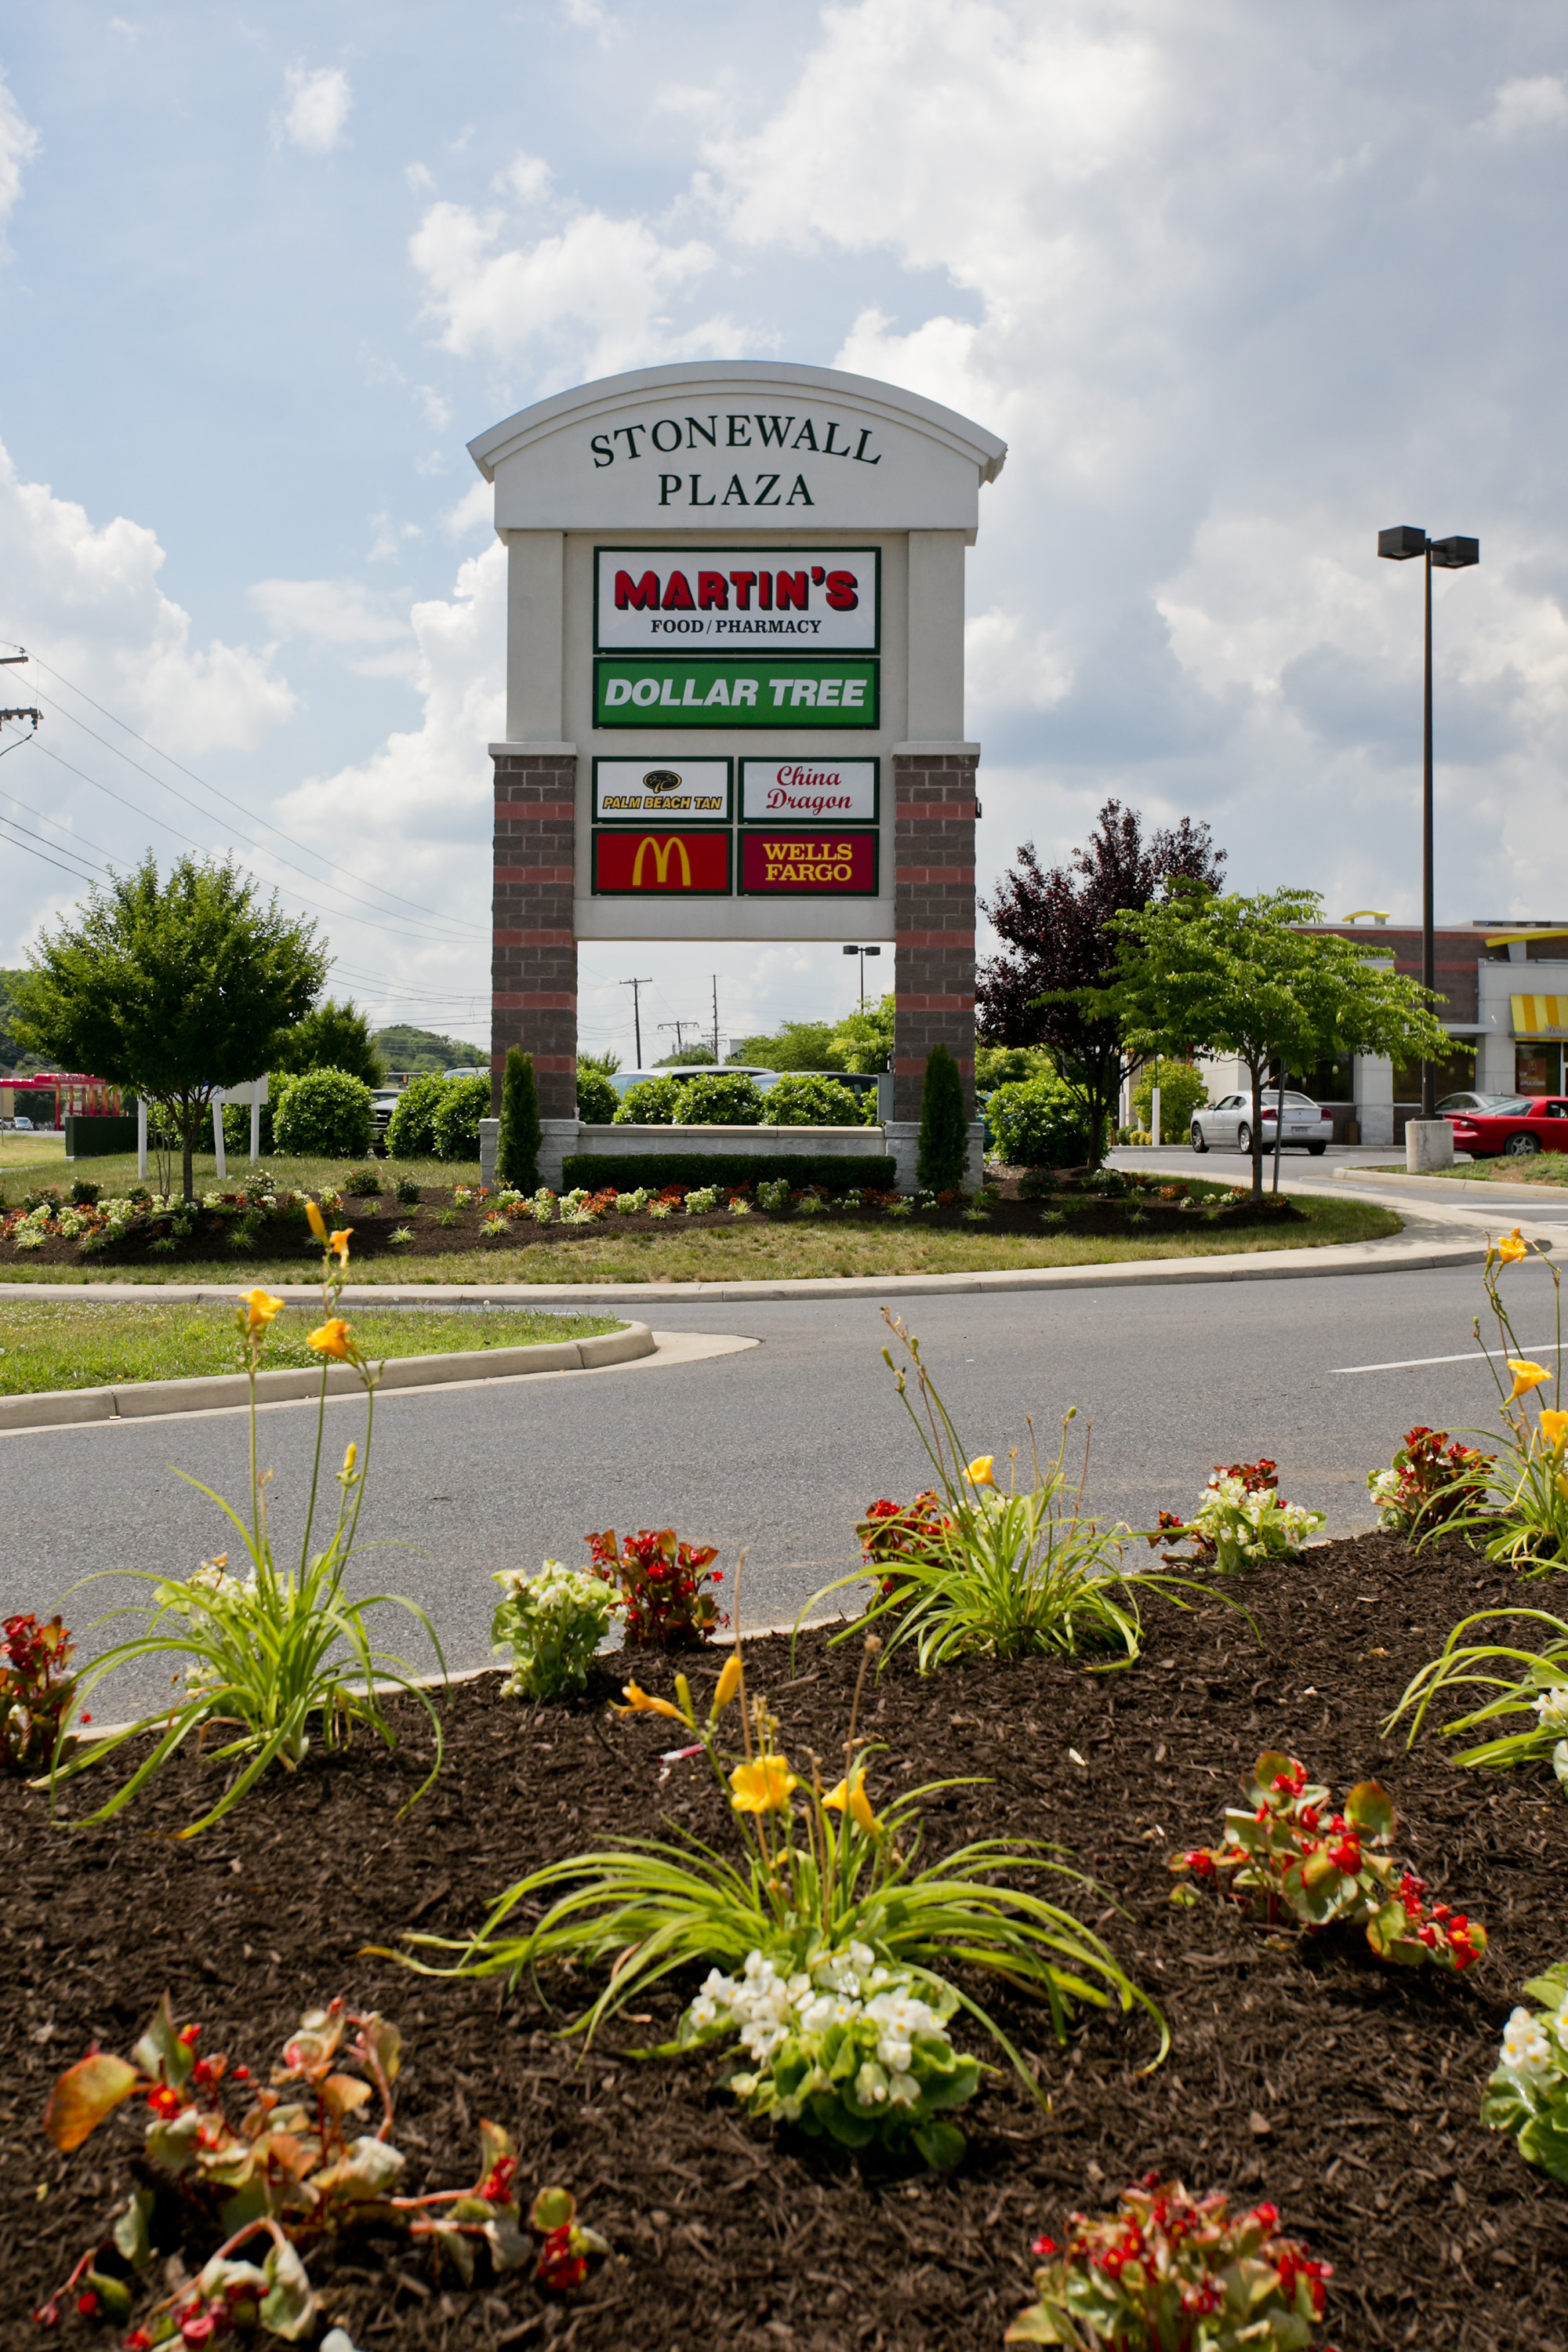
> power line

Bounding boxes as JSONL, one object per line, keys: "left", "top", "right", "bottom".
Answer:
{"left": 12, "top": 646, "right": 488, "bottom": 937}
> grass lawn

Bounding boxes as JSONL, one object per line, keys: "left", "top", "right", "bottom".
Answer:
{"left": 1387, "top": 1152, "right": 1568, "bottom": 1186}
{"left": 0, "top": 1298, "right": 623, "bottom": 1393}
{"left": 0, "top": 1189, "right": 1401, "bottom": 1287}
{"left": 0, "top": 1142, "right": 482, "bottom": 1195}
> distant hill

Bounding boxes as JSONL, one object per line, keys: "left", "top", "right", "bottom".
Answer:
{"left": 372, "top": 1024, "right": 487, "bottom": 1075}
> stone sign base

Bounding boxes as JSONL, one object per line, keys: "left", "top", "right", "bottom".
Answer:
{"left": 479, "top": 1119, "right": 985, "bottom": 1192}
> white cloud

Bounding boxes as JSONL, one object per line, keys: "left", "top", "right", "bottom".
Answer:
{"left": 276, "top": 64, "right": 353, "bottom": 157}
{"left": 1483, "top": 74, "right": 1568, "bottom": 140}
{"left": 0, "top": 437, "right": 293, "bottom": 757}
{"left": 409, "top": 189, "right": 725, "bottom": 379}
{"left": 441, "top": 481, "right": 494, "bottom": 539}
{"left": 498, "top": 152, "right": 552, "bottom": 203}
{"left": 0, "top": 67, "right": 42, "bottom": 241}
{"left": 249, "top": 577, "right": 412, "bottom": 649}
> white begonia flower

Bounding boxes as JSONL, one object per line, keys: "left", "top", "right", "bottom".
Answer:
{"left": 854, "top": 2060, "right": 889, "bottom": 2104}
{"left": 1501, "top": 2005, "right": 1554, "bottom": 2078}
{"left": 1552, "top": 1995, "right": 1568, "bottom": 2049}
{"left": 887, "top": 2071, "right": 921, "bottom": 2107}
{"left": 1534, "top": 1686, "right": 1568, "bottom": 1735}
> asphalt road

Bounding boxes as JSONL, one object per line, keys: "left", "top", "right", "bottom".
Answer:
{"left": 4, "top": 1231, "right": 1560, "bottom": 1717}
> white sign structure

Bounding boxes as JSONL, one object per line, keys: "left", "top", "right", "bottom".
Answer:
{"left": 740, "top": 758, "right": 877, "bottom": 822}
{"left": 595, "top": 547, "right": 879, "bottom": 653}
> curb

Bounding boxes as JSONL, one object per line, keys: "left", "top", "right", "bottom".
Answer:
{"left": 0, "top": 1322, "right": 654, "bottom": 1435}
{"left": 1335, "top": 1167, "right": 1568, "bottom": 1203}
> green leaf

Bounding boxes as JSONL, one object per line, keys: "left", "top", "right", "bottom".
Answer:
{"left": 258, "top": 2240, "right": 317, "bottom": 2343}
{"left": 42, "top": 2052, "right": 140, "bottom": 2152}
{"left": 1552, "top": 1739, "right": 1568, "bottom": 1790}
{"left": 82, "top": 2271, "right": 132, "bottom": 2321}
{"left": 531, "top": 2186, "right": 576, "bottom": 2234}
{"left": 911, "top": 2115, "right": 967, "bottom": 2169}
{"left": 133, "top": 1994, "right": 194, "bottom": 2089}
{"left": 429, "top": 2220, "right": 476, "bottom": 2286}
{"left": 112, "top": 2186, "right": 155, "bottom": 2267}
{"left": 1345, "top": 1780, "right": 1395, "bottom": 1841}
{"left": 1518, "top": 2112, "right": 1568, "bottom": 2183}
{"left": 485, "top": 2210, "right": 532, "bottom": 2274}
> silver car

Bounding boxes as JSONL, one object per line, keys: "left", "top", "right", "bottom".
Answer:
{"left": 1190, "top": 1090, "right": 1332, "bottom": 1156}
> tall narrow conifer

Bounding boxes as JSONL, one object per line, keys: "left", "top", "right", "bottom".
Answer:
{"left": 497, "top": 1047, "right": 542, "bottom": 1189}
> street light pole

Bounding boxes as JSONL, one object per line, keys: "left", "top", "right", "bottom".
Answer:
{"left": 1377, "top": 525, "right": 1479, "bottom": 1119}
{"left": 841, "top": 942, "right": 882, "bottom": 1011}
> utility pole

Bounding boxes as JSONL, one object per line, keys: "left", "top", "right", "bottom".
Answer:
{"left": 711, "top": 975, "right": 720, "bottom": 1063}
{"left": 658, "top": 1018, "right": 700, "bottom": 1058}
{"left": 619, "top": 976, "right": 652, "bottom": 1068}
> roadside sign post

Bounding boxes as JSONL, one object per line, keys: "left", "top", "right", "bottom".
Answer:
{"left": 466, "top": 362, "right": 1006, "bottom": 1181}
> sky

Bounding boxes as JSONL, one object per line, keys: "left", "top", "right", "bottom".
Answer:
{"left": 2, "top": 1, "right": 1567, "bottom": 1064}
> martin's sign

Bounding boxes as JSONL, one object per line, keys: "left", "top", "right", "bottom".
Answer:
{"left": 596, "top": 547, "right": 878, "bottom": 653}
{"left": 741, "top": 759, "right": 877, "bottom": 822}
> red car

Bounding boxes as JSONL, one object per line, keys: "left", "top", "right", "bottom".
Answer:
{"left": 1448, "top": 1095, "right": 1568, "bottom": 1158}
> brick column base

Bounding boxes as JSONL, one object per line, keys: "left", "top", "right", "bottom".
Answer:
{"left": 893, "top": 750, "right": 977, "bottom": 1121}
{"left": 492, "top": 750, "right": 577, "bottom": 1121}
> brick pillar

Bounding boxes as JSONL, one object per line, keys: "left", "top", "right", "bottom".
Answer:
{"left": 893, "top": 750, "right": 977, "bottom": 1120}
{"left": 492, "top": 750, "right": 577, "bottom": 1120}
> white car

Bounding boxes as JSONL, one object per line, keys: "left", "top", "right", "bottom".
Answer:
{"left": 1190, "top": 1091, "right": 1332, "bottom": 1156}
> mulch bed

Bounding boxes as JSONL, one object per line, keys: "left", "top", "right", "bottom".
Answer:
{"left": 3, "top": 1174, "right": 1299, "bottom": 1271}
{"left": 6, "top": 1529, "right": 1560, "bottom": 2351}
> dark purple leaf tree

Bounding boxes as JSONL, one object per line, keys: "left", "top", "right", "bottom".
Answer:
{"left": 978, "top": 799, "right": 1225, "bottom": 1164}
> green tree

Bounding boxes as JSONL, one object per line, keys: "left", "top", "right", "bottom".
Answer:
{"left": 831, "top": 993, "right": 895, "bottom": 1073}
{"left": 13, "top": 855, "right": 325, "bottom": 1201}
{"left": 273, "top": 998, "right": 383, "bottom": 1087}
{"left": 499, "top": 1047, "right": 543, "bottom": 1187}
{"left": 1095, "top": 885, "right": 1455, "bottom": 1201}
{"left": 1131, "top": 1058, "right": 1210, "bottom": 1140}
{"left": 917, "top": 1044, "right": 969, "bottom": 1192}
{"left": 372, "top": 1024, "right": 485, "bottom": 1075}
{"left": 729, "top": 1019, "right": 846, "bottom": 1071}
{"left": 654, "top": 1042, "right": 717, "bottom": 1065}
{"left": 975, "top": 1042, "right": 1054, "bottom": 1092}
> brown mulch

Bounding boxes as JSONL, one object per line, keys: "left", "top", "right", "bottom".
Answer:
{"left": 5, "top": 1530, "right": 1562, "bottom": 2351}
{"left": 2, "top": 1176, "right": 1296, "bottom": 1270}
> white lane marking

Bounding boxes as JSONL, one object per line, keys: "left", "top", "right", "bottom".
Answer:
{"left": 1332, "top": 1340, "right": 1565, "bottom": 1376}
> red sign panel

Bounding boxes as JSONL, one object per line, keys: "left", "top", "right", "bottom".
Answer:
{"left": 591, "top": 829, "right": 732, "bottom": 895}
{"left": 739, "top": 832, "right": 878, "bottom": 896}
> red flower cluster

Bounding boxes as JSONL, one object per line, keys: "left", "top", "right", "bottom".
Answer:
{"left": 857, "top": 1491, "right": 952, "bottom": 1599}
{"left": 535, "top": 2223, "right": 589, "bottom": 2294}
{"left": 586, "top": 1526, "right": 726, "bottom": 1648}
{"left": 0, "top": 1612, "right": 82, "bottom": 1775}
{"left": 1214, "top": 1457, "right": 1279, "bottom": 1494}
{"left": 1382, "top": 1426, "right": 1494, "bottom": 1530}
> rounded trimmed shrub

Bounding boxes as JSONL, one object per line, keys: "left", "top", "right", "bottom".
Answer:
{"left": 271, "top": 1067, "right": 374, "bottom": 1159}
{"left": 985, "top": 1073, "right": 1091, "bottom": 1170}
{"left": 674, "top": 1071, "right": 767, "bottom": 1124}
{"left": 1132, "top": 1058, "right": 1210, "bottom": 1138}
{"left": 614, "top": 1076, "right": 682, "bottom": 1125}
{"left": 432, "top": 1072, "right": 492, "bottom": 1162}
{"left": 576, "top": 1066, "right": 620, "bottom": 1123}
{"left": 764, "top": 1072, "right": 865, "bottom": 1127}
{"left": 386, "top": 1073, "right": 447, "bottom": 1160}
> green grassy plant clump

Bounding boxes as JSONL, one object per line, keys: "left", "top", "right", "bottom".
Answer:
{"left": 406, "top": 1630, "right": 1166, "bottom": 2164}
{"left": 48, "top": 1217, "right": 445, "bottom": 1836}
{"left": 0, "top": 1298, "right": 621, "bottom": 1394}
{"left": 1174, "top": 1751, "right": 1486, "bottom": 1972}
{"left": 34, "top": 1993, "right": 604, "bottom": 2337}
{"left": 1387, "top": 1605, "right": 1568, "bottom": 1780}
{"left": 805, "top": 1313, "right": 1232, "bottom": 1673}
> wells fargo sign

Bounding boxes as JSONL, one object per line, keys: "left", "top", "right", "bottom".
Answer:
{"left": 591, "top": 830, "right": 731, "bottom": 896}
{"left": 739, "top": 833, "right": 878, "bottom": 896}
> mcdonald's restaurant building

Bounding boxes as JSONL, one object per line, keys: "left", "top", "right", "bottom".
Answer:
{"left": 1201, "top": 916, "right": 1568, "bottom": 1145}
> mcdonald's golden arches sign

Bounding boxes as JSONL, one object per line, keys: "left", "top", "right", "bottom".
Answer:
{"left": 590, "top": 829, "right": 732, "bottom": 895}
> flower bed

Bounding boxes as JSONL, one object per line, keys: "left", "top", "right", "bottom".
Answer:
{"left": 0, "top": 1169, "right": 1306, "bottom": 1271}
{"left": 5, "top": 1529, "right": 1563, "bottom": 2351}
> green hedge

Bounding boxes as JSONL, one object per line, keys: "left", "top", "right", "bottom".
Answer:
{"left": 562, "top": 1152, "right": 898, "bottom": 1194}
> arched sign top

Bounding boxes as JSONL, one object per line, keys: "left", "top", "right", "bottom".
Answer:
{"left": 468, "top": 361, "right": 1007, "bottom": 535}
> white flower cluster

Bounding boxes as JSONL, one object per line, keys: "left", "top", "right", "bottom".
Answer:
{"left": 452, "top": 1185, "right": 477, "bottom": 1207}
{"left": 1500, "top": 1998, "right": 1568, "bottom": 2080}
{"left": 532, "top": 1189, "right": 557, "bottom": 1225}
{"left": 728, "top": 1196, "right": 751, "bottom": 1218}
{"left": 1534, "top": 1684, "right": 1568, "bottom": 1735}
{"left": 491, "top": 1559, "right": 618, "bottom": 1698}
{"left": 685, "top": 1186, "right": 720, "bottom": 1215}
{"left": 615, "top": 1189, "right": 651, "bottom": 1214}
{"left": 684, "top": 1945, "right": 948, "bottom": 2112}
{"left": 757, "top": 1179, "right": 791, "bottom": 1213}
{"left": 1367, "top": 1465, "right": 1406, "bottom": 1530}
{"left": 1186, "top": 1475, "right": 1325, "bottom": 1570}
{"left": 157, "top": 1559, "right": 255, "bottom": 1691}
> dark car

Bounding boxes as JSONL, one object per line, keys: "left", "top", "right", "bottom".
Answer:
{"left": 1448, "top": 1096, "right": 1568, "bottom": 1158}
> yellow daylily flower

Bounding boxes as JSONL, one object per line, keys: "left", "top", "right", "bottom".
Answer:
{"left": 1497, "top": 1228, "right": 1529, "bottom": 1266}
{"left": 1541, "top": 1410, "right": 1568, "bottom": 1454}
{"left": 710, "top": 1653, "right": 743, "bottom": 1718}
{"left": 617, "top": 1681, "right": 689, "bottom": 1723}
{"left": 241, "top": 1287, "right": 284, "bottom": 1335}
{"left": 729, "top": 1755, "right": 798, "bottom": 1813}
{"left": 964, "top": 1454, "right": 997, "bottom": 1490}
{"left": 306, "top": 1199, "right": 328, "bottom": 1241}
{"left": 822, "top": 1769, "right": 881, "bottom": 1837}
{"left": 1509, "top": 1359, "right": 1552, "bottom": 1400}
{"left": 308, "top": 1318, "right": 353, "bottom": 1360}
{"left": 328, "top": 1228, "right": 352, "bottom": 1267}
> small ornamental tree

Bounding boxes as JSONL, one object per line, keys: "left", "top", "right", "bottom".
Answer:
{"left": 499, "top": 1048, "right": 544, "bottom": 1185}
{"left": 1090, "top": 884, "right": 1455, "bottom": 1203}
{"left": 13, "top": 855, "right": 326, "bottom": 1203}
{"left": 916, "top": 1044, "right": 968, "bottom": 1191}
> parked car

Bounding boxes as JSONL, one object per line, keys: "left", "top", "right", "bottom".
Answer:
{"left": 1436, "top": 1091, "right": 1508, "bottom": 1116}
{"left": 1190, "top": 1091, "right": 1333, "bottom": 1156}
{"left": 370, "top": 1090, "right": 402, "bottom": 1134}
{"left": 11, "top": 1115, "right": 34, "bottom": 1131}
{"left": 1447, "top": 1096, "right": 1568, "bottom": 1158}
